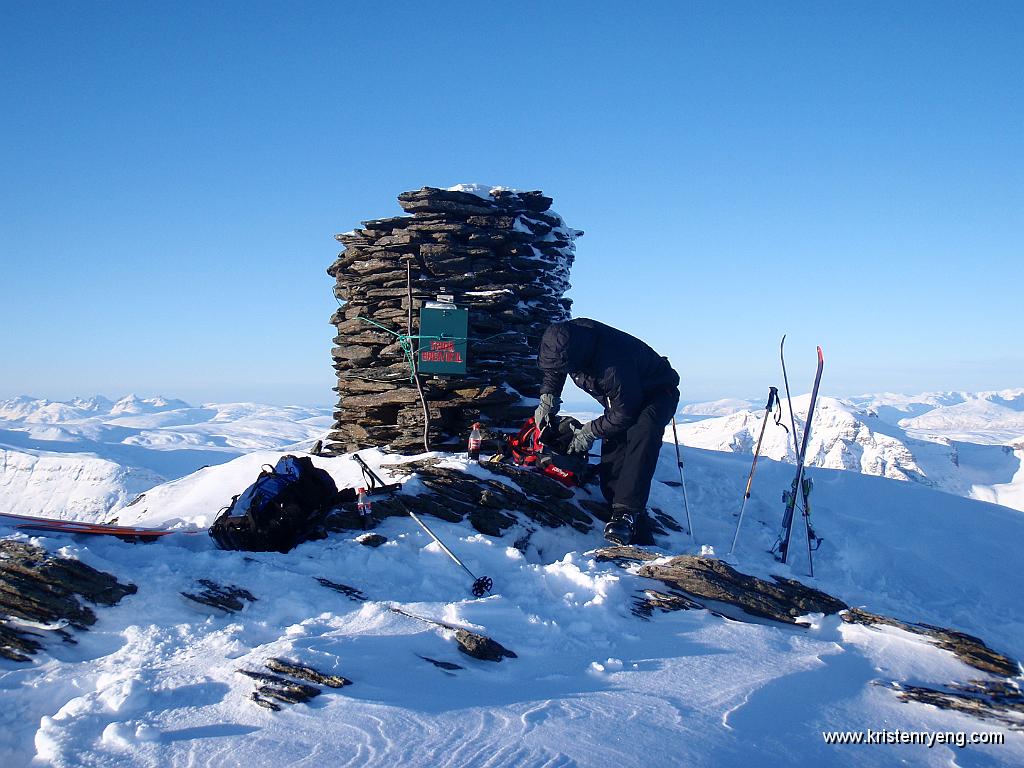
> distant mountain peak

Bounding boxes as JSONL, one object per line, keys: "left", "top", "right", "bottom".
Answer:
{"left": 110, "top": 394, "right": 191, "bottom": 415}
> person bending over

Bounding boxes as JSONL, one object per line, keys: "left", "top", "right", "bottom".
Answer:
{"left": 534, "top": 318, "right": 680, "bottom": 545}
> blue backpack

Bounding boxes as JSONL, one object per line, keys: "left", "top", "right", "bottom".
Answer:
{"left": 210, "top": 455, "right": 344, "bottom": 553}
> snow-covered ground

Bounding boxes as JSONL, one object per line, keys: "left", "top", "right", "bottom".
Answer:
{"left": 2, "top": 446, "right": 1022, "bottom": 766}
{"left": 0, "top": 395, "right": 331, "bottom": 520}
{"left": 676, "top": 389, "right": 1024, "bottom": 512}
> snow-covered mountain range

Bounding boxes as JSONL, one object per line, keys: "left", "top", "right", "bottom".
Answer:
{"left": 676, "top": 389, "right": 1024, "bottom": 512}
{"left": 3, "top": 390, "right": 1023, "bottom": 523}
{"left": 0, "top": 395, "right": 331, "bottom": 520}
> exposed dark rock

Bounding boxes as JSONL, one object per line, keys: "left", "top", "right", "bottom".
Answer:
{"left": 181, "top": 579, "right": 256, "bottom": 613}
{"left": 357, "top": 533, "right": 388, "bottom": 548}
{"left": 250, "top": 692, "right": 281, "bottom": 711}
{"left": 389, "top": 606, "right": 516, "bottom": 663}
{"left": 579, "top": 499, "right": 613, "bottom": 522}
{"left": 241, "top": 657, "right": 353, "bottom": 711}
{"left": 635, "top": 555, "right": 849, "bottom": 624}
{"left": 469, "top": 507, "right": 517, "bottom": 536}
{"left": 592, "top": 545, "right": 660, "bottom": 564}
{"left": 237, "top": 669, "right": 321, "bottom": 705}
{"left": 398, "top": 492, "right": 467, "bottom": 523}
{"left": 632, "top": 589, "right": 705, "bottom": 619}
{"left": 615, "top": 550, "right": 1023, "bottom": 730}
{"left": 455, "top": 629, "right": 518, "bottom": 662}
{"left": 0, "top": 622, "right": 43, "bottom": 662}
{"left": 315, "top": 577, "right": 367, "bottom": 602}
{"left": 481, "top": 462, "right": 575, "bottom": 500}
{"left": 0, "top": 540, "right": 137, "bottom": 661}
{"left": 889, "top": 680, "right": 1024, "bottom": 731}
{"left": 843, "top": 608, "right": 1019, "bottom": 678}
{"left": 265, "top": 658, "right": 351, "bottom": 688}
{"left": 375, "top": 458, "right": 595, "bottom": 535}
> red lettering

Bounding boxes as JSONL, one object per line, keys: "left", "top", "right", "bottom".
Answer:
{"left": 420, "top": 346, "right": 463, "bottom": 365}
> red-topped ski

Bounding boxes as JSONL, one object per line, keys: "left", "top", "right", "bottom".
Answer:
{"left": 0, "top": 512, "right": 183, "bottom": 542}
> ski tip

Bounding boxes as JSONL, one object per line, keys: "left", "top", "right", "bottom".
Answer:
{"left": 817, "top": 346, "right": 823, "bottom": 362}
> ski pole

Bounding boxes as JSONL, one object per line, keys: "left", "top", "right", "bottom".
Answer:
{"left": 728, "top": 386, "right": 780, "bottom": 557}
{"left": 394, "top": 496, "right": 493, "bottom": 597}
{"left": 670, "top": 417, "right": 695, "bottom": 542}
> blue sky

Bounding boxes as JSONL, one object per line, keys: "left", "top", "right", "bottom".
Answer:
{"left": 1, "top": 1, "right": 1021, "bottom": 406}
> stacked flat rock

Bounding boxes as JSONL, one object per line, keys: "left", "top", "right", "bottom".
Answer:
{"left": 324, "top": 186, "right": 582, "bottom": 455}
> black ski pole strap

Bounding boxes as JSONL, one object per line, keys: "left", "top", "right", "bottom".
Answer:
{"left": 771, "top": 393, "right": 788, "bottom": 433}
{"left": 764, "top": 385, "right": 788, "bottom": 432}
{"left": 352, "top": 453, "right": 402, "bottom": 496}
{"left": 353, "top": 453, "right": 384, "bottom": 489}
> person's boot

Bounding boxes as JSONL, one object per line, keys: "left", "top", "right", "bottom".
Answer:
{"left": 604, "top": 504, "right": 639, "bottom": 546}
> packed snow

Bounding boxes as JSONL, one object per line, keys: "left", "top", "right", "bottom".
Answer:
{"left": 2, "top": 444, "right": 1022, "bottom": 766}
{"left": 2, "top": 391, "right": 1023, "bottom": 765}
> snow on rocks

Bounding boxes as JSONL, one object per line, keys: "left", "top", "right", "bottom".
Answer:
{"left": 0, "top": 540, "right": 137, "bottom": 661}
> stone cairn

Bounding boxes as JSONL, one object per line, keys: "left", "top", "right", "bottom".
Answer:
{"left": 324, "top": 186, "right": 582, "bottom": 455}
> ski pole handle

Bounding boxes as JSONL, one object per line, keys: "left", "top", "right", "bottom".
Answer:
{"left": 766, "top": 386, "right": 779, "bottom": 412}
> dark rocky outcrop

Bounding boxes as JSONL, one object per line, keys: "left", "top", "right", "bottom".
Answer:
{"left": 603, "top": 548, "right": 1023, "bottom": 729}
{"left": 315, "top": 577, "right": 368, "bottom": 602}
{"left": 454, "top": 628, "right": 517, "bottom": 662}
{"left": 890, "top": 680, "right": 1023, "bottom": 731}
{"left": 265, "top": 658, "right": 351, "bottom": 688}
{"left": 238, "top": 669, "right": 321, "bottom": 708}
{"left": 324, "top": 186, "right": 582, "bottom": 455}
{"left": 842, "top": 608, "right": 1019, "bottom": 678}
{"left": 0, "top": 540, "right": 137, "bottom": 661}
{"left": 324, "top": 458, "right": 596, "bottom": 537}
{"left": 181, "top": 579, "right": 257, "bottom": 613}
{"left": 240, "top": 658, "right": 353, "bottom": 711}
{"left": 592, "top": 545, "right": 659, "bottom": 565}
{"left": 634, "top": 554, "right": 849, "bottom": 624}
{"left": 389, "top": 605, "right": 516, "bottom": 662}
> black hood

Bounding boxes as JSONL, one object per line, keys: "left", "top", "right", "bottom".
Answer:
{"left": 538, "top": 319, "right": 598, "bottom": 374}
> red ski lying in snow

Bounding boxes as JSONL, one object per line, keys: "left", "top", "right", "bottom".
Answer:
{"left": 0, "top": 512, "right": 181, "bottom": 542}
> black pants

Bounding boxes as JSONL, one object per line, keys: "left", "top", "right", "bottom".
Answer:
{"left": 599, "top": 388, "right": 679, "bottom": 513}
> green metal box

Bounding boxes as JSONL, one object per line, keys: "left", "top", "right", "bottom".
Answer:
{"left": 418, "top": 304, "right": 468, "bottom": 376}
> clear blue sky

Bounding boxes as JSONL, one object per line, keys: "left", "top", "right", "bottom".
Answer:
{"left": 2, "top": 1, "right": 1021, "bottom": 406}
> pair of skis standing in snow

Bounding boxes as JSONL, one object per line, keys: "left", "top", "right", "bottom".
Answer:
{"left": 727, "top": 337, "right": 824, "bottom": 575}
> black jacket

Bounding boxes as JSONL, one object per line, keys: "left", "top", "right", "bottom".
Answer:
{"left": 538, "top": 318, "right": 679, "bottom": 438}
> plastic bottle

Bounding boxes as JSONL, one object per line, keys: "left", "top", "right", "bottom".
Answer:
{"left": 357, "top": 487, "right": 372, "bottom": 530}
{"left": 468, "top": 422, "right": 482, "bottom": 461}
